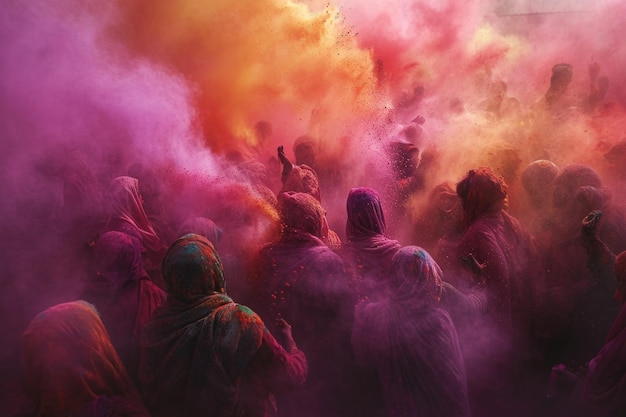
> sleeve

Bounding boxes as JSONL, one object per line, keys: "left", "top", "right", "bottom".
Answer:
{"left": 457, "top": 223, "right": 510, "bottom": 313}
{"left": 250, "top": 326, "right": 308, "bottom": 390}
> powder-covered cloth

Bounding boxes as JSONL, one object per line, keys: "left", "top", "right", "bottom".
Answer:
{"left": 580, "top": 250, "right": 626, "bottom": 417}
{"left": 81, "top": 231, "right": 166, "bottom": 383}
{"left": 19, "top": 301, "right": 149, "bottom": 417}
{"left": 140, "top": 234, "right": 307, "bottom": 417}
{"left": 352, "top": 247, "right": 471, "bottom": 417}
{"left": 105, "top": 176, "right": 168, "bottom": 277}
{"left": 342, "top": 187, "right": 401, "bottom": 301}
{"left": 251, "top": 192, "right": 354, "bottom": 417}
{"left": 582, "top": 301, "right": 626, "bottom": 417}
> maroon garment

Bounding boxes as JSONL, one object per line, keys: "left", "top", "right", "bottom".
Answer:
{"left": 140, "top": 235, "right": 307, "bottom": 417}
{"left": 456, "top": 168, "right": 535, "bottom": 330}
{"left": 342, "top": 187, "right": 401, "bottom": 301}
{"left": 105, "top": 176, "right": 168, "bottom": 277}
{"left": 81, "top": 231, "right": 166, "bottom": 383}
{"left": 19, "top": 301, "right": 149, "bottom": 417}
{"left": 252, "top": 192, "right": 354, "bottom": 417}
{"left": 455, "top": 168, "right": 536, "bottom": 417}
{"left": 277, "top": 147, "right": 341, "bottom": 249}
{"left": 352, "top": 246, "right": 471, "bottom": 417}
{"left": 580, "top": 251, "right": 626, "bottom": 416}
{"left": 582, "top": 301, "right": 626, "bottom": 417}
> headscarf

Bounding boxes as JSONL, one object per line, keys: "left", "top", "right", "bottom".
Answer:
{"left": 280, "top": 165, "right": 321, "bottom": 203}
{"left": 520, "top": 160, "right": 559, "bottom": 193}
{"left": 141, "top": 235, "right": 267, "bottom": 417}
{"left": 456, "top": 167, "right": 508, "bottom": 228}
{"left": 343, "top": 188, "right": 400, "bottom": 301}
{"left": 87, "top": 231, "right": 147, "bottom": 295}
{"left": 107, "top": 176, "right": 167, "bottom": 255}
{"left": 352, "top": 246, "right": 470, "bottom": 417}
{"left": 551, "top": 164, "right": 602, "bottom": 209}
{"left": 81, "top": 231, "right": 166, "bottom": 383}
{"left": 346, "top": 187, "right": 387, "bottom": 241}
{"left": 162, "top": 234, "right": 225, "bottom": 303}
{"left": 389, "top": 246, "right": 443, "bottom": 306}
{"left": 279, "top": 192, "right": 325, "bottom": 244}
{"left": 21, "top": 301, "right": 139, "bottom": 417}
{"left": 177, "top": 217, "right": 223, "bottom": 248}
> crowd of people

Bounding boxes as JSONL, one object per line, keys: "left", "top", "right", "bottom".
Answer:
{"left": 5, "top": 60, "right": 626, "bottom": 417}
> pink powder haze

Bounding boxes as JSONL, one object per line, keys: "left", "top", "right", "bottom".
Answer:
{"left": 1, "top": 0, "right": 626, "bottom": 411}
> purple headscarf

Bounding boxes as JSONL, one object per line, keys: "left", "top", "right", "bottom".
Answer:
{"left": 342, "top": 188, "right": 400, "bottom": 301}
{"left": 346, "top": 187, "right": 387, "bottom": 240}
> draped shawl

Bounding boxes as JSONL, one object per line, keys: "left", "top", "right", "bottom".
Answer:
{"left": 20, "top": 301, "right": 147, "bottom": 417}
{"left": 352, "top": 247, "right": 470, "bottom": 417}
{"left": 343, "top": 188, "right": 401, "bottom": 301}
{"left": 81, "top": 231, "right": 166, "bottom": 381}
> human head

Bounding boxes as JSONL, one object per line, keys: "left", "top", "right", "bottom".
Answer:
{"left": 279, "top": 191, "right": 325, "bottom": 238}
{"left": 22, "top": 301, "right": 137, "bottom": 414}
{"left": 108, "top": 176, "right": 145, "bottom": 217}
{"left": 456, "top": 167, "right": 508, "bottom": 227}
{"left": 293, "top": 135, "right": 318, "bottom": 168}
{"left": 389, "top": 246, "right": 443, "bottom": 304}
{"left": 280, "top": 164, "right": 321, "bottom": 203}
{"left": 92, "top": 231, "right": 145, "bottom": 292}
{"left": 162, "top": 234, "right": 225, "bottom": 302}
{"left": 177, "top": 217, "right": 223, "bottom": 248}
{"left": 604, "top": 140, "right": 626, "bottom": 175}
{"left": 521, "top": 160, "right": 559, "bottom": 209}
{"left": 346, "top": 187, "right": 387, "bottom": 241}
{"left": 549, "top": 63, "right": 573, "bottom": 96}
{"left": 389, "top": 141, "right": 420, "bottom": 179}
{"left": 552, "top": 164, "right": 602, "bottom": 209}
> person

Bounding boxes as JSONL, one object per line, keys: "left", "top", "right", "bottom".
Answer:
{"left": 341, "top": 187, "right": 401, "bottom": 302}
{"left": 103, "top": 176, "right": 168, "bottom": 285}
{"left": 80, "top": 231, "right": 166, "bottom": 383}
{"left": 548, "top": 250, "right": 626, "bottom": 417}
{"left": 177, "top": 216, "right": 223, "bottom": 248}
{"left": 351, "top": 246, "right": 471, "bottom": 417}
{"left": 18, "top": 301, "right": 150, "bottom": 417}
{"left": 518, "top": 159, "right": 559, "bottom": 242}
{"left": 250, "top": 192, "right": 354, "bottom": 417}
{"left": 455, "top": 167, "right": 535, "bottom": 331}
{"left": 140, "top": 234, "right": 307, "bottom": 417}
{"left": 413, "top": 181, "right": 464, "bottom": 269}
{"left": 580, "top": 250, "right": 626, "bottom": 417}
{"left": 454, "top": 167, "right": 537, "bottom": 417}
{"left": 276, "top": 146, "right": 341, "bottom": 249}
{"left": 538, "top": 165, "right": 626, "bottom": 368}
{"left": 127, "top": 163, "right": 177, "bottom": 246}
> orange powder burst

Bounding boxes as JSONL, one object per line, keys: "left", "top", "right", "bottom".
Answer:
{"left": 114, "top": 0, "right": 382, "bottom": 156}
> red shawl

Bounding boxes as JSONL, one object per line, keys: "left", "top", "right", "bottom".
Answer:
{"left": 20, "top": 301, "right": 146, "bottom": 417}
